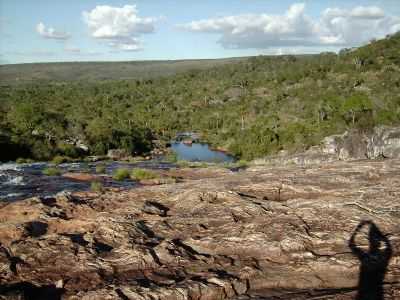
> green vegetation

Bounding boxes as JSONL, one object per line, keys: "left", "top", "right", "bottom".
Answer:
{"left": 131, "top": 168, "right": 158, "bottom": 180}
{"left": 95, "top": 164, "right": 106, "bottom": 174}
{"left": 176, "top": 160, "right": 191, "bottom": 168}
{"left": 112, "top": 168, "right": 130, "bottom": 181}
{"left": 90, "top": 181, "right": 104, "bottom": 193}
{"left": 42, "top": 167, "right": 61, "bottom": 176}
{"left": 222, "top": 160, "right": 249, "bottom": 169}
{"left": 16, "top": 158, "right": 34, "bottom": 164}
{"left": 163, "top": 151, "right": 178, "bottom": 163}
{"left": 1, "top": 33, "right": 399, "bottom": 161}
{"left": 52, "top": 155, "right": 72, "bottom": 165}
{"left": 0, "top": 58, "right": 245, "bottom": 85}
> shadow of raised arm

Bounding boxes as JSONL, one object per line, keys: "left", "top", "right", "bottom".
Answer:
{"left": 349, "top": 220, "right": 369, "bottom": 259}
{"left": 349, "top": 220, "right": 393, "bottom": 300}
{"left": 370, "top": 222, "right": 392, "bottom": 259}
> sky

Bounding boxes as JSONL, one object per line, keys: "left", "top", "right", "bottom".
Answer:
{"left": 0, "top": 0, "right": 399, "bottom": 64}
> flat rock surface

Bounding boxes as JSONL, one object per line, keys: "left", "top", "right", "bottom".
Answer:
{"left": 0, "top": 160, "right": 400, "bottom": 299}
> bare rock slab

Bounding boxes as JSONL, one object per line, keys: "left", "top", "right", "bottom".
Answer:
{"left": 1, "top": 159, "right": 400, "bottom": 299}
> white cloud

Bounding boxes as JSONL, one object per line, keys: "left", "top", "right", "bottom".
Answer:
{"left": 36, "top": 22, "right": 70, "bottom": 40}
{"left": 180, "top": 3, "right": 400, "bottom": 50}
{"left": 320, "top": 6, "right": 399, "bottom": 46}
{"left": 83, "top": 5, "right": 157, "bottom": 51}
{"left": 350, "top": 6, "right": 385, "bottom": 19}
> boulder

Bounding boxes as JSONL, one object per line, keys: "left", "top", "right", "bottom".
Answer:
{"left": 366, "top": 126, "right": 400, "bottom": 159}
{"left": 182, "top": 139, "right": 193, "bottom": 145}
{"left": 321, "top": 126, "right": 400, "bottom": 160}
{"left": 75, "top": 140, "right": 89, "bottom": 152}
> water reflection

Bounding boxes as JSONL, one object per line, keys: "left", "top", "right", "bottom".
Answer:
{"left": 170, "top": 142, "right": 234, "bottom": 163}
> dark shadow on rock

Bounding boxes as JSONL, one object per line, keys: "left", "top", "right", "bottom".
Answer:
{"left": 39, "top": 197, "right": 58, "bottom": 207}
{"left": 63, "top": 233, "right": 89, "bottom": 247}
{"left": 349, "top": 220, "right": 392, "bottom": 300}
{"left": 24, "top": 221, "right": 48, "bottom": 238}
{"left": 0, "top": 282, "right": 64, "bottom": 300}
{"left": 143, "top": 200, "right": 170, "bottom": 217}
{"left": 93, "top": 239, "right": 114, "bottom": 254}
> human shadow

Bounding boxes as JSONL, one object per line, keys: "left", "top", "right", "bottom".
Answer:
{"left": 349, "top": 220, "right": 392, "bottom": 300}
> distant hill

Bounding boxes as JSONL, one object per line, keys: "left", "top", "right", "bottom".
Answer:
{"left": 0, "top": 58, "right": 247, "bottom": 85}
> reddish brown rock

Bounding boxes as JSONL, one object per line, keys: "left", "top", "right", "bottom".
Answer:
{"left": 0, "top": 160, "right": 399, "bottom": 299}
{"left": 62, "top": 172, "right": 100, "bottom": 182}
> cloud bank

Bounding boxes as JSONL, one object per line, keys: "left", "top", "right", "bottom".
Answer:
{"left": 179, "top": 3, "right": 400, "bottom": 50}
{"left": 83, "top": 5, "right": 157, "bottom": 51}
{"left": 36, "top": 22, "right": 70, "bottom": 40}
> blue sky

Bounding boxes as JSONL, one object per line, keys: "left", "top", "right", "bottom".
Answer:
{"left": 1, "top": 0, "right": 399, "bottom": 64}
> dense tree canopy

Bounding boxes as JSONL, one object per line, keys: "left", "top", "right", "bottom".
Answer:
{"left": 0, "top": 32, "right": 399, "bottom": 161}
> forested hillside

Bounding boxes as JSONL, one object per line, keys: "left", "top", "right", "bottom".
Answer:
{"left": 0, "top": 58, "right": 246, "bottom": 85}
{"left": 1, "top": 32, "right": 399, "bottom": 161}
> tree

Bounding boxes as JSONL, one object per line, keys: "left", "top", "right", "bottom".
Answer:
{"left": 341, "top": 94, "right": 373, "bottom": 125}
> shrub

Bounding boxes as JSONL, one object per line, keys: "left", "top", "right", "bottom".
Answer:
{"left": 164, "top": 151, "right": 178, "bottom": 163}
{"left": 113, "top": 168, "right": 130, "bottom": 181}
{"left": 236, "top": 160, "right": 248, "bottom": 168}
{"left": 16, "top": 158, "right": 25, "bottom": 164}
{"left": 57, "top": 142, "right": 82, "bottom": 158}
{"left": 341, "top": 94, "right": 373, "bottom": 125}
{"left": 30, "top": 140, "right": 54, "bottom": 161}
{"left": 91, "top": 181, "right": 104, "bottom": 193}
{"left": 42, "top": 167, "right": 61, "bottom": 176}
{"left": 52, "top": 155, "right": 71, "bottom": 165}
{"left": 131, "top": 168, "right": 158, "bottom": 180}
{"left": 16, "top": 158, "right": 34, "bottom": 164}
{"left": 192, "top": 162, "right": 210, "bottom": 168}
{"left": 176, "top": 160, "right": 190, "bottom": 168}
{"left": 95, "top": 164, "right": 106, "bottom": 174}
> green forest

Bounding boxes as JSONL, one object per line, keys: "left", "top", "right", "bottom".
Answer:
{"left": 1, "top": 32, "right": 399, "bottom": 162}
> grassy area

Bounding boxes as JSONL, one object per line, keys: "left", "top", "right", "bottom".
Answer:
{"left": 112, "top": 168, "right": 130, "bottom": 181}
{"left": 90, "top": 181, "right": 104, "bottom": 193}
{"left": 42, "top": 167, "right": 61, "bottom": 176}
{"left": 95, "top": 164, "right": 106, "bottom": 174}
{"left": 163, "top": 151, "right": 178, "bottom": 163}
{"left": 131, "top": 168, "right": 158, "bottom": 180}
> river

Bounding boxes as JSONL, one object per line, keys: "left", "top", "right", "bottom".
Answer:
{"left": 0, "top": 160, "right": 173, "bottom": 202}
{"left": 0, "top": 142, "right": 234, "bottom": 202}
{"left": 170, "top": 142, "right": 234, "bottom": 163}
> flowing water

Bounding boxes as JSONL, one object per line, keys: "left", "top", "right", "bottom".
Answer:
{"left": 1, "top": 142, "right": 234, "bottom": 202}
{"left": 0, "top": 160, "right": 173, "bottom": 202}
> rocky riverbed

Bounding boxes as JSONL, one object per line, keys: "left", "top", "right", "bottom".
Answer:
{"left": 1, "top": 159, "right": 400, "bottom": 299}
